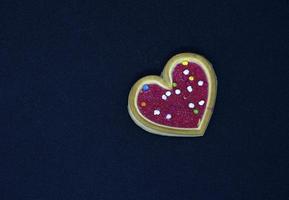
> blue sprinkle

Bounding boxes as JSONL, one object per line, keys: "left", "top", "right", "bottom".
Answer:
{"left": 142, "top": 84, "right": 149, "bottom": 91}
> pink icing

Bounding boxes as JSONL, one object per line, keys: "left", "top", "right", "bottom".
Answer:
{"left": 137, "top": 62, "right": 208, "bottom": 128}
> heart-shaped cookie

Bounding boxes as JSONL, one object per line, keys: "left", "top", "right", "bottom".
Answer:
{"left": 128, "top": 53, "right": 217, "bottom": 137}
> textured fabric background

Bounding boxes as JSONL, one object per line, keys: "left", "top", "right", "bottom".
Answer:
{"left": 1, "top": 0, "right": 288, "bottom": 199}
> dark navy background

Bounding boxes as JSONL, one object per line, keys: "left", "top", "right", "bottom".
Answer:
{"left": 1, "top": 1, "right": 288, "bottom": 199}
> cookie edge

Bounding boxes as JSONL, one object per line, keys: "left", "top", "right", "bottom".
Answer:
{"left": 128, "top": 53, "right": 217, "bottom": 137}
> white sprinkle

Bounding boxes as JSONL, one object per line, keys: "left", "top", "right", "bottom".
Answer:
{"left": 165, "top": 91, "right": 171, "bottom": 96}
{"left": 198, "top": 81, "right": 204, "bottom": 86}
{"left": 198, "top": 100, "right": 205, "bottom": 106}
{"left": 175, "top": 89, "right": 181, "bottom": 95}
{"left": 162, "top": 94, "right": 167, "bottom": 100}
{"left": 187, "top": 86, "right": 193, "bottom": 92}
{"left": 183, "top": 69, "right": 190, "bottom": 75}
{"left": 166, "top": 114, "right": 172, "bottom": 119}
{"left": 188, "top": 103, "right": 195, "bottom": 108}
{"left": 154, "top": 109, "right": 160, "bottom": 115}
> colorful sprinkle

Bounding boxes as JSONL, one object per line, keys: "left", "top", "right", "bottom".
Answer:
{"left": 140, "top": 102, "right": 146, "bottom": 107}
{"left": 198, "top": 100, "right": 205, "bottom": 106}
{"left": 187, "top": 86, "right": 193, "bottom": 93}
{"left": 162, "top": 94, "right": 167, "bottom": 100}
{"left": 183, "top": 69, "right": 189, "bottom": 75}
{"left": 154, "top": 109, "right": 160, "bottom": 115}
{"left": 175, "top": 89, "right": 181, "bottom": 95}
{"left": 166, "top": 114, "right": 172, "bottom": 119}
{"left": 165, "top": 91, "right": 172, "bottom": 96}
{"left": 182, "top": 61, "right": 189, "bottom": 66}
{"left": 142, "top": 84, "right": 149, "bottom": 91}
{"left": 172, "top": 82, "right": 177, "bottom": 87}
{"left": 189, "top": 76, "right": 194, "bottom": 81}
{"left": 198, "top": 81, "right": 204, "bottom": 86}
{"left": 193, "top": 109, "right": 199, "bottom": 114}
{"left": 188, "top": 102, "right": 195, "bottom": 108}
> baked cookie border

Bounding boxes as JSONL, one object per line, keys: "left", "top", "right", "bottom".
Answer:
{"left": 128, "top": 53, "right": 217, "bottom": 137}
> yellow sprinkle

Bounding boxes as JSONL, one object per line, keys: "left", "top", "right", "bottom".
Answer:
{"left": 189, "top": 76, "right": 194, "bottom": 81}
{"left": 182, "top": 61, "right": 189, "bottom": 66}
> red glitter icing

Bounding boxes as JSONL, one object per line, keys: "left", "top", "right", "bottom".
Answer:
{"left": 137, "top": 62, "right": 208, "bottom": 128}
